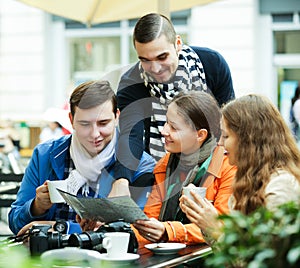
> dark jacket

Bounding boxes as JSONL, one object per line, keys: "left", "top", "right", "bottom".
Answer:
{"left": 115, "top": 46, "right": 235, "bottom": 181}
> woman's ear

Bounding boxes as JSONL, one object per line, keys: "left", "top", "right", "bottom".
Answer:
{"left": 197, "top": 129, "right": 208, "bottom": 143}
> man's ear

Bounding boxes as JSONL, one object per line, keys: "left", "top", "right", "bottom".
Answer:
{"left": 197, "top": 129, "right": 208, "bottom": 143}
{"left": 175, "top": 35, "right": 183, "bottom": 52}
{"left": 115, "top": 109, "right": 120, "bottom": 126}
{"left": 69, "top": 112, "right": 73, "bottom": 125}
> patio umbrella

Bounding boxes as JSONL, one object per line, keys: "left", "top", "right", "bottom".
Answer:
{"left": 17, "top": 0, "right": 221, "bottom": 26}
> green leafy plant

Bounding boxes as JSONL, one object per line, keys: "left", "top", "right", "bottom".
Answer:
{"left": 205, "top": 201, "right": 300, "bottom": 268}
{"left": 0, "top": 244, "right": 37, "bottom": 268}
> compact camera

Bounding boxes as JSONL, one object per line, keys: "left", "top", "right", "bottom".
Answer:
{"left": 28, "top": 220, "right": 138, "bottom": 256}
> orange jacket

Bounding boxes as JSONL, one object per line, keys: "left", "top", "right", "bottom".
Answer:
{"left": 133, "top": 145, "right": 237, "bottom": 247}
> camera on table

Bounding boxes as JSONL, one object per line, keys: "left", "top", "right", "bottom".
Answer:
{"left": 29, "top": 223, "right": 70, "bottom": 256}
{"left": 68, "top": 220, "right": 138, "bottom": 254}
{"left": 28, "top": 220, "right": 138, "bottom": 256}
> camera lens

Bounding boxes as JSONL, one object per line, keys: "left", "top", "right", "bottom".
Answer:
{"left": 53, "top": 220, "right": 68, "bottom": 234}
{"left": 68, "top": 231, "right": 105, "bottom": 249}
{"left": 48, "top": 232, "right": 70, "bottom": 249}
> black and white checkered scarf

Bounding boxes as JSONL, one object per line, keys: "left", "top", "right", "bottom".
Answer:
{"left": 139, "top": 45, "right": 208, "bottom": 160}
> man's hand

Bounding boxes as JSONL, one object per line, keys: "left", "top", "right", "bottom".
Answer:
{"left": 31, "top": 181, "right": 53, "bottom": 216}
{"left": 17, "top": 220, "right": 56, "bottom": 237}
{"left": 108, "top": 178, "right": 130, "bottom": 197}
{"left": 76, "top": 215, "right": 104, "bottom": 232}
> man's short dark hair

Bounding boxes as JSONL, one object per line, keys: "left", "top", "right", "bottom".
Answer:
{"left": 133, "top": 13, "right": 176, "bottom": 46}
{"left": 69, "top": 80, "right": 117, "bottom": 117}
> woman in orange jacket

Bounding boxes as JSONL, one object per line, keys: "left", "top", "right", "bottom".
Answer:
{"left": 132, "top": 91, "right": 237, "bottom": 247}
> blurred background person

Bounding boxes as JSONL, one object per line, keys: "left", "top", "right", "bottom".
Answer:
{"left": 39, "top": 107, "right": 73, "bottom": 143}
{"left": 39, "top": 121, "right": 64, "bottom": 144}
{"left": 290, "top": 85, "right": 300, "bottom": 142}
{"left": 0, "top": 120, "right": 21, "bottom": 174}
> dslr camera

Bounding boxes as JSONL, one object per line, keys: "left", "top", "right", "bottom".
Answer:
{"left": 28, "top": 220, "right": 138, "bottom": 256}
{"left": 28, "top": 223, "right": 69, "bottom": 256}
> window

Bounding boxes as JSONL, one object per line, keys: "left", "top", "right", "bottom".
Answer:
{"left": 272, "top": 14, "right": 293, "bottom": 23}
{"left": 274, "top": 30, "right": 300, "bottom": 54}
{"left": 64, "top": 10, "right": 190, "bottom": 84}
{"left": 69, "top": 36, "right": 121, "bottom": 84}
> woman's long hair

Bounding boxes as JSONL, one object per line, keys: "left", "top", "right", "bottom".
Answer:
{"left": 222, "top": 94, "right": 300, "bottom": 214}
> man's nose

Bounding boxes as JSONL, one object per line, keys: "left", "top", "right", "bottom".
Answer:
{"left": 91, "top": 124, "right": 101, "bottom": 138}
{"left": 150, "top": 61, "right": 161, "bottom": 73}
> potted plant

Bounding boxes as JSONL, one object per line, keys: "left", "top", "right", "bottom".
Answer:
{"left": 205, "top": 201, "right": 300, "bottom": 268}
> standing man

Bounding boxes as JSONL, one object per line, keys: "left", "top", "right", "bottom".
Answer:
{"left": 9, "top": 80, "right": 155, "bottom": 235}
{"left": 109, "top": 13, "right": 235, "bottom": 197}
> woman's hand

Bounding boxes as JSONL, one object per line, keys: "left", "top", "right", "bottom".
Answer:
{"left": 179, "top": 191, "right": 222, "bottom": 239}
{"left": 133, "top": 218, "right": 167, "bottom": 243}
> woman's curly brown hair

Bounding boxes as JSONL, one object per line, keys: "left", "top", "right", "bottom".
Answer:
{"left": 222, "top": 94, "right": 300, "bottom": 214}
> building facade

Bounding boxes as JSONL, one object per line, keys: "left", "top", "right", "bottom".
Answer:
{"left": 0, "top": 0, "right": 299, "bottom": 125}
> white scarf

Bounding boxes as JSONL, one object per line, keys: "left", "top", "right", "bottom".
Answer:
{"left": 66, "top": 130, "right": 117, "bottom": 196}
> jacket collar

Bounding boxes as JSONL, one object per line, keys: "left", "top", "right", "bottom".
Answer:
{"left": 154, "top": 145, "right": 227, "bottom": 179}
{"left": 49, "top": 135, "right": 72, "bottom": 179}
{"left": 207, "top": 145, "right": 226, "bottom": 178}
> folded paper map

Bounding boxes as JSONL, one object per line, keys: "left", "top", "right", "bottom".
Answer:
{"left": 57, "top": 189, "right": 148, "bottom": 223}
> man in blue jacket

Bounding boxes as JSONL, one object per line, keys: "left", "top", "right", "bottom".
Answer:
{"left": 9, "top": 80, "right": 155, "bottom": 235}
{"left": 110, "top": 13, "right": 235, "bottom": 198}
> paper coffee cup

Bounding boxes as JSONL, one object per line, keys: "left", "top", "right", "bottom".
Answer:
{"left": 182, "top": 186, "right": 207, "bottom": 201}
{"left": 47, "top": 180, "right": 67, "bottom": 203}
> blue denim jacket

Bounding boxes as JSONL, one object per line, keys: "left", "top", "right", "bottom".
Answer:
{"left": 9, "top": 134, "right": 155, "bottom": 235}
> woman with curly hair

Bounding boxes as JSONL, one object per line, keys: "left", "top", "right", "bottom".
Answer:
{"left": 180, "top": 94, "right": 300, "bottom": 241}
